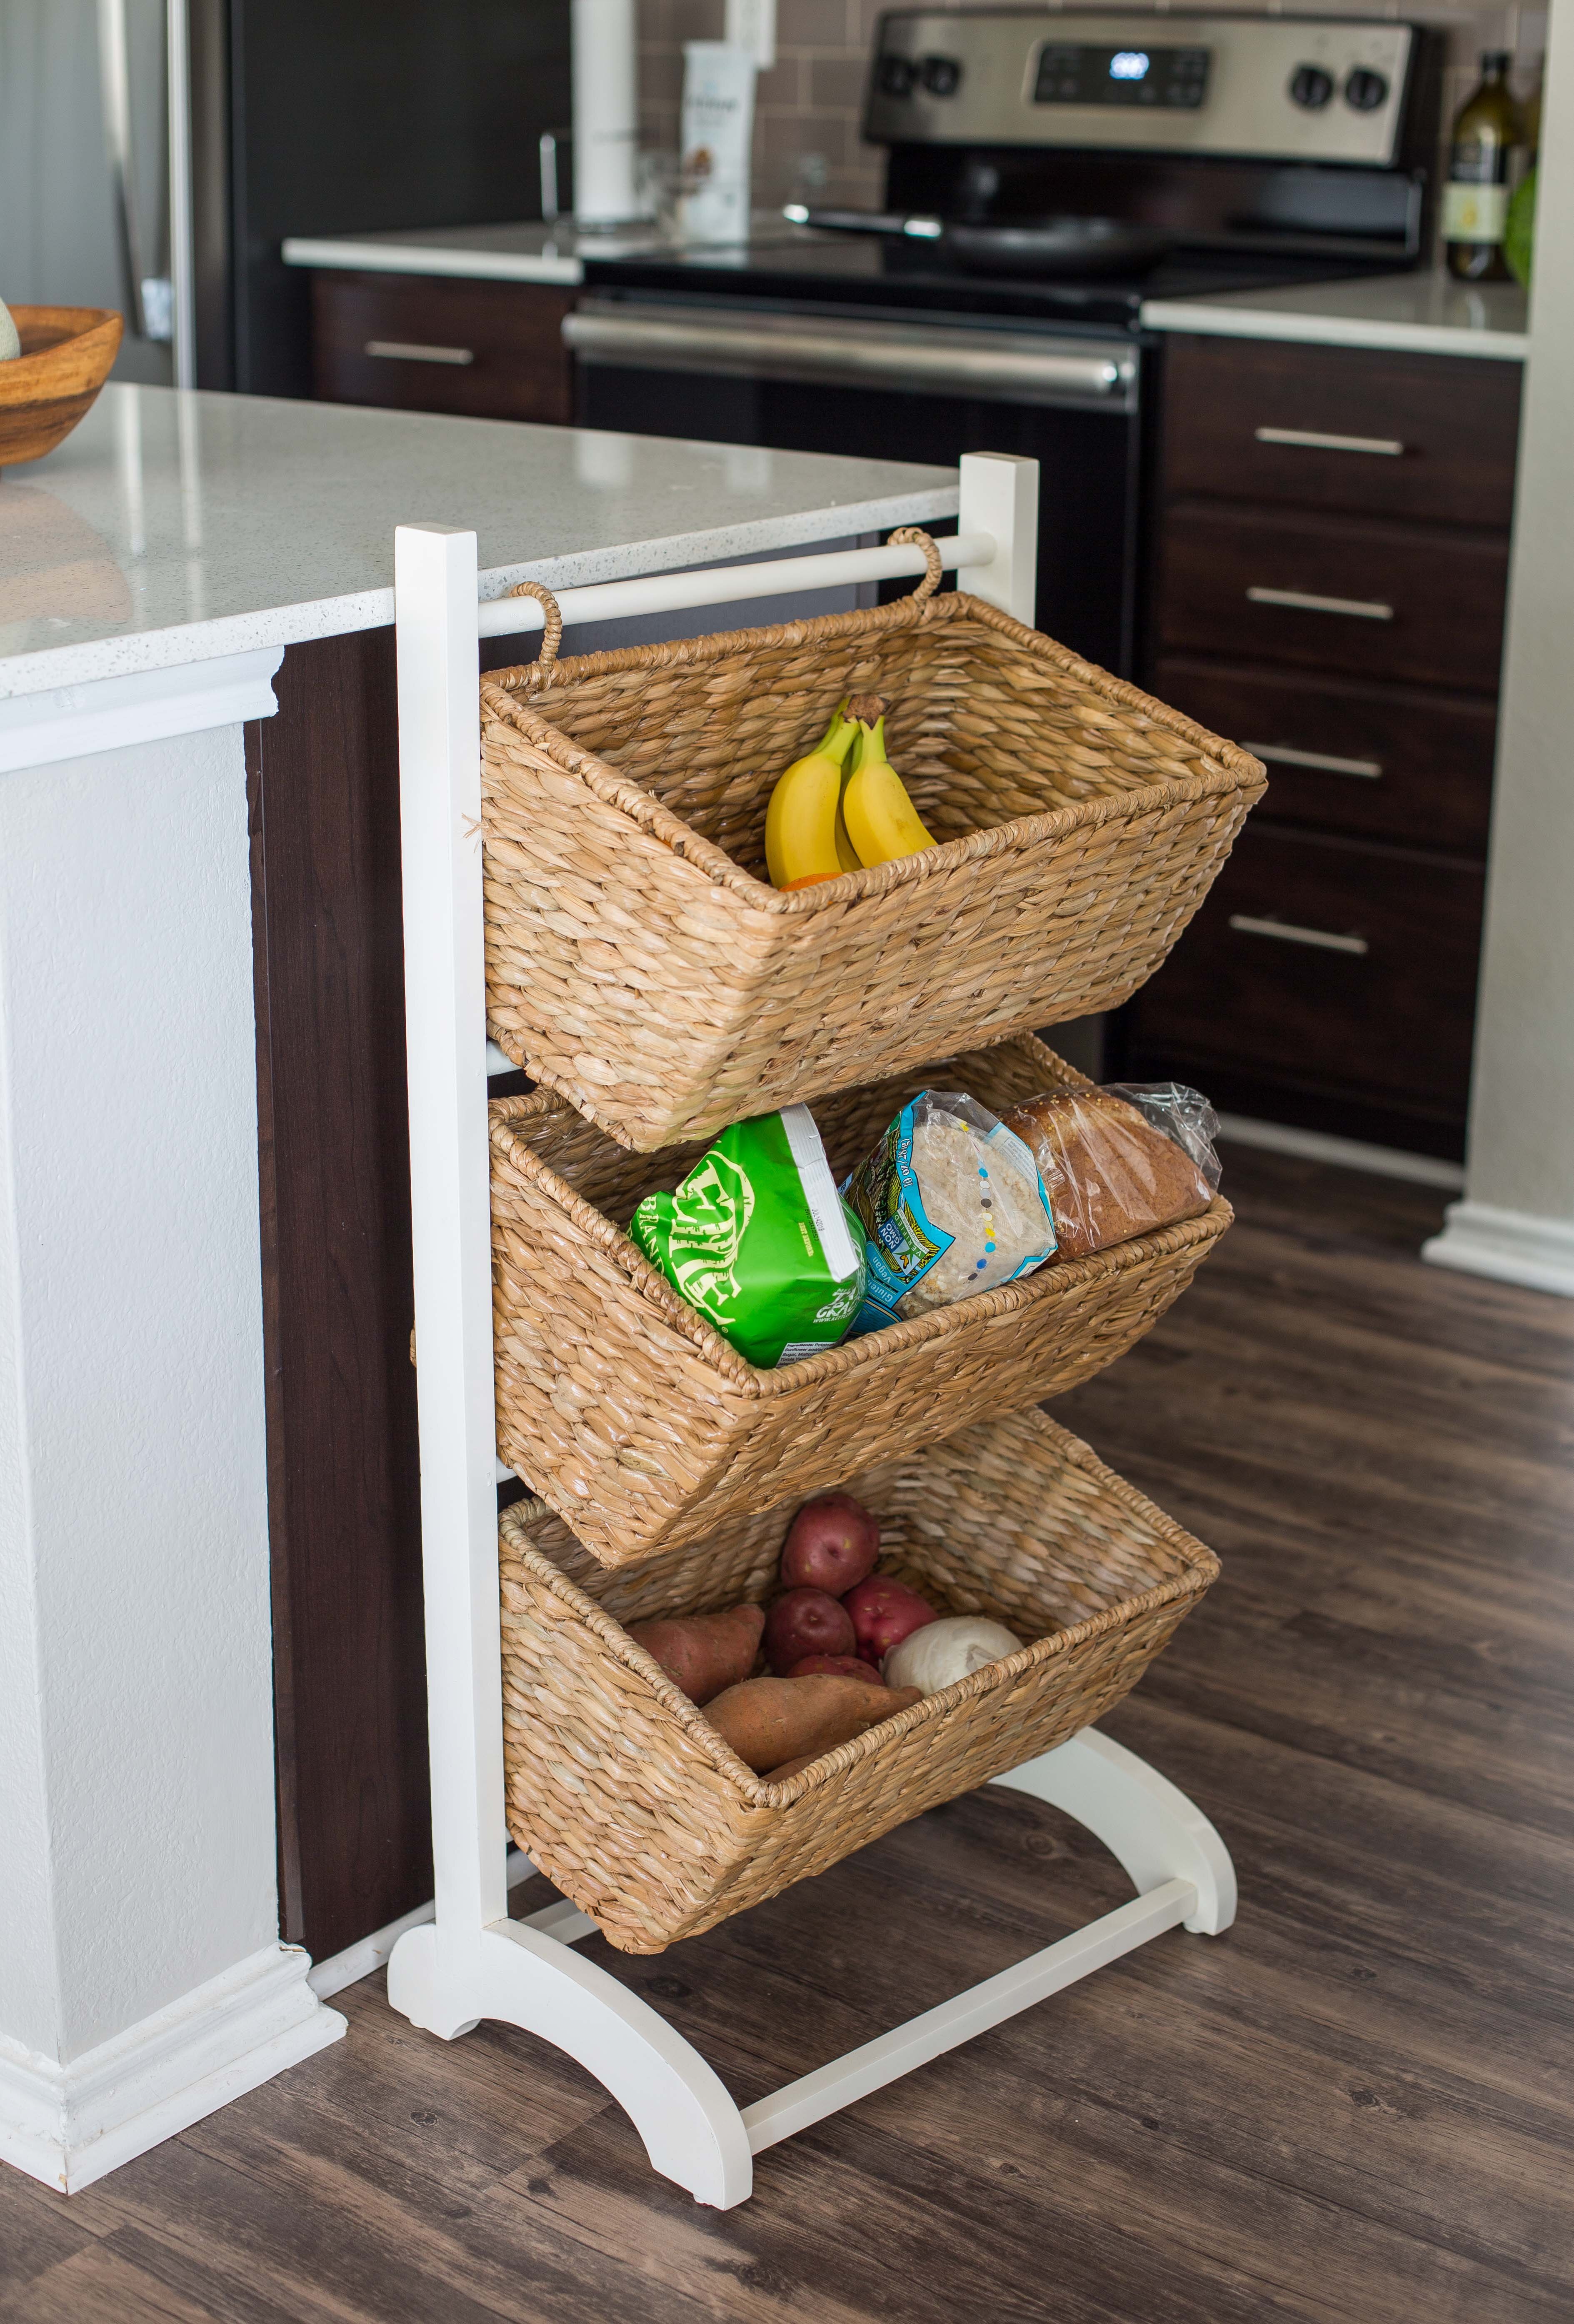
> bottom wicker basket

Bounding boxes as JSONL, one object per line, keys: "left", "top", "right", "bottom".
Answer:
{"left": 498, "top": 1408, "right": 1218, "bottom": 1954}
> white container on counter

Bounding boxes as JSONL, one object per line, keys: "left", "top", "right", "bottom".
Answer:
{"left": 680, "top": 42, "right": 757, "bottom": 243}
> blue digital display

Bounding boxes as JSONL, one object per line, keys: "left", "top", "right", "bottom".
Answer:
{"left": 1034, "top": 42, "right": 1210, "bottom": 106}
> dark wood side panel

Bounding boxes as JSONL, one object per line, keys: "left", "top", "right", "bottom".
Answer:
{"left": 309, "top": 270, "right": 575, "bottom": 424}
{"left": 1153, "top": 656, "right": 1499, "bottom": 858}
{"left": 249, "top": 630, "right": 430, "bottom": 1961}
{"left": 1158, "top": 501, "right": 1510, "bottom": 693}
{"left": 1162, "top": 333, "right": 1523, "bottom": 529}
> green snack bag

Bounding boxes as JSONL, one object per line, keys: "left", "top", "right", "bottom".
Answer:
{"left": 631, "top": 1105, "right": 866, "bottom": 1369}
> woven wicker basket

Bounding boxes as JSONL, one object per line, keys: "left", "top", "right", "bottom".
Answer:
{"left": 481, "top": 543, "right": 1265, "bottom": 1151}
{"left": 499, "top": 1406, "right": 1218, "bottom": 1953}
{"left": 490, "top": 1033, "right": 1230, "bottom": 1568}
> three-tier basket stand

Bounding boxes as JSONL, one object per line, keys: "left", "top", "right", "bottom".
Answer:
{"left": 387, "top": 455, "right": 1243, "bottom": 2209}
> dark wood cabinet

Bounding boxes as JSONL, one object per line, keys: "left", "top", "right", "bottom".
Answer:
{"left": 307, "top": 269, "right": 575, "bottom": 425}
{"left": 1162, "top": 334, "right": 1522, "bottom": 529}
{"left": 1150, "top": 659, "right": 1498, "bottom": 858}
{"left": 1126, "top": 330, "right": 1523, "bottom": 1160}
{"left": 1119, "top": 826, "right": 1485, "bottom": 1124}
{"left": 1159, "top": 503, "right": 1509, "bottom": 693}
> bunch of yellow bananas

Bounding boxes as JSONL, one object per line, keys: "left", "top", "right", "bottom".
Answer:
{"left": 764, "top": 694, "right": 937, "bottom": 891}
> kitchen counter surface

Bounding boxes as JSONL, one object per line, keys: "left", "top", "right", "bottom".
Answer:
{"left": 0, "top": 383, "right": 957, "bottom": 696}
{"left": 281, "top": 219, "right": 645, "bottom": 287}
{"left": 280, "top": 217, "right": 803, "bottom": 287}
{"left": 1142, "top": 269, "right": 1529, "bottom": 360}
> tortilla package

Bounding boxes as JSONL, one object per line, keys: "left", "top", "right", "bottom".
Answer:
{"left": 839, "top": 1091, "right": 1056, "bottom": 1334}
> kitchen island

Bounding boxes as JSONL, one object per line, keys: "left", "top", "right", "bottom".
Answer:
{"left": 0, "top": 384, "right": 955, "bottom": 2192}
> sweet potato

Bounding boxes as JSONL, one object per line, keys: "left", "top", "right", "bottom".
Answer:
{"left": 626, "top": 1603, "right": 765, "bottom": 1706}
{"left": 704, "top": 1674, "right": 922, "bottom": 1772}
{"left": 785, "top": 1653, "right": 885, "bottom": 1684}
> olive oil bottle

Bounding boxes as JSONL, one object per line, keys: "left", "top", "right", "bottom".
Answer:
{"left": 1444, "top": 53, "right": 1527, "bottom": 283}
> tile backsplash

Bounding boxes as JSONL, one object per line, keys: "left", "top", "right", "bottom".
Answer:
{"left": 637, "top": 0, "right": 1548, "bottom": 237}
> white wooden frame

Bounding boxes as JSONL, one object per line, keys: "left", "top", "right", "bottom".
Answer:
{"left": 388, "top": 452, "right": 1236, "bottom": 2209}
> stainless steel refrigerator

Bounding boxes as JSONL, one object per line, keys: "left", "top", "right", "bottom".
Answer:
{"left": 0, "top": 0, "right": 570, "bottom": 398}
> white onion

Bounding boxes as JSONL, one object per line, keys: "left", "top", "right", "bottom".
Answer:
{"left": 883, "top": 1615, "right": 1024, "bottom": 1697}
{"left": 0, "top": 300, "right": 19, "bottom": 363}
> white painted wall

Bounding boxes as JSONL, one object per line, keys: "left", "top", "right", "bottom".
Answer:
{"left": 1425, "top": 0, "right": 1574, "bottom": 1295}
{"left": 0, "top": 720, "right": 275, "bottom": 2063}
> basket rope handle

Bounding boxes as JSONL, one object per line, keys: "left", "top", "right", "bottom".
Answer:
{"left": 888, "top": 525, "right": 943, "bottom": 603}
{"left": 507, "top": 577, "right": 564, "bottom": 670}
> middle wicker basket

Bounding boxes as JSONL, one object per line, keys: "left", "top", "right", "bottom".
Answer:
{"left": 490, "top": 1033, "right": 1230, "bottom": 1567}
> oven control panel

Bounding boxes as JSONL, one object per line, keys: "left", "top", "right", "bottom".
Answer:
{"left": 865, "top": 10, "right": 1419, "bottom": 165}
{"left": 1032, "top": 42, "right": 1212, "bottom": 111}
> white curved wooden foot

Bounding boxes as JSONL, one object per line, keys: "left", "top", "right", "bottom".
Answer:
{"left": 993, "top": 1726, "right": 1237, "bottom": 1934}
{"left": 384, "top": 1729, "right": 1234, "bottom": 2206}
{"left": 388, "top": 1918, "right": 754, "bottom": 2207}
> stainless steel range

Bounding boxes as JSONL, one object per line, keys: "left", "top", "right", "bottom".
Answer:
{"left": 571, "top": 11, "right": 1442, "bottom": 675}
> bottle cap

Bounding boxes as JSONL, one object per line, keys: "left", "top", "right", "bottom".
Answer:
{"left": 1482, "top": 49, "right": 1512, "bottom": 71}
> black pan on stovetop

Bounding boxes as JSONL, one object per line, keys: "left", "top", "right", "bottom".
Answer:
{"left": 785, "top": 205, "right": 1173, "bottom": 279}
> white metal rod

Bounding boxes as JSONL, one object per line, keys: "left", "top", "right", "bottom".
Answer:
{"left": 741, "top": 1879, "right": 1196, "bottom": 2154}
{"left": 519, "top": 1898, "right": 600, "bottom": 1945}
{"left": 476, "top": 529, "right": 995, "bottom": 638}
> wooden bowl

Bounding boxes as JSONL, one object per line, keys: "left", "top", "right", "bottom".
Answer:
{"left": 0, "top": 306, "right": 123, "bottom": 466}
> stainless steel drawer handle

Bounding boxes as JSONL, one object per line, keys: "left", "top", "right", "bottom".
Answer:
{"left": 1246, "top": 742, "right": 1383, "bottom": 781}
{"left": 1247, "top": 585, "right": 1394, "bottom": 623}
{"left": 1254, "top": 426, "right": 1405, "bottom": 458}
{"left": 1229, "top": 913, "right": 1369, "bottom": 957}
{"left": 364, "top": 339, "right": 476, "bottom": 366}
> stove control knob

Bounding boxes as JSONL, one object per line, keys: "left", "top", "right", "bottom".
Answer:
{"left": 878, "top": 53, "right": 918, "bottom": 98}
{"left": 1343, "top": 67, "right": 1389, "bottom": 112}
{"left": 1289, "top": 64, "right": 1334, "bottom": 110}
{"left": 920, "top": 54, "right": 963, "bottom": 97}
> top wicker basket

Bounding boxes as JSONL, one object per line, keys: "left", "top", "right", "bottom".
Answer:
{"left": 482, "top": 543, "right": 1265, "bottom": 1151}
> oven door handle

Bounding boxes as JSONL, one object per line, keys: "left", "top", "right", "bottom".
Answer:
{"left": 562, "top": 308, "right": 1135, "bottom": 403}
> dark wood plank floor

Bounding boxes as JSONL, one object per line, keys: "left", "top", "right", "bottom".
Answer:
{"left": 6, "top": 1148, "right": 1572, "bottom": 2324}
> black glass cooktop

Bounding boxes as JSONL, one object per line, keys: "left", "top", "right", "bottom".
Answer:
{"left": 580, "top": 231, "right": 1383, "bottom": 333}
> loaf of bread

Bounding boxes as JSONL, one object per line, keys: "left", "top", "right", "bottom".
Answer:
{"left": 1001, "top": 1086, "right": 1215, "bottom": 1261}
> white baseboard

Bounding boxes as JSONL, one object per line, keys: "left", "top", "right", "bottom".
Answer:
{"left": 1217, "top": 1112, "right": 1465, "bottom": 1191}
{"left": 307, "top": 1847, "right": 538, "bottom": 2003}
{"left": 0, "top": 1944, "right": 345, "bottom": 2195}
{"left": 1422, "top": 1199, "right": 1574, "bottom": 1298}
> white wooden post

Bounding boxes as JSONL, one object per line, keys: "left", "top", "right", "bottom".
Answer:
{"left": 958, "top": 450, "right": 1039, "bottom": 626}
{"left": 394, "top": 523, "right": 511, "bottom": 1943}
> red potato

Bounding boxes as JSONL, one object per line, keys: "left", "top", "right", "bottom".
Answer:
{"left": 626, "top": 1603, "right": 765, "bottom": 1705}
{"left": 764, "top": 1586, "right": 855, "bottom": 1675}
{"left": 843, "top": 1576, "right": 938, "bottom": 1667}
{"left": 705, "top": 1674, "right": 922, "bottom": 1773}
{"left": 785, "top": 1653, "right": 886, "bottom": 1685}
{"left": 780, "top": 1491, "right": 881, "bottom": 1595}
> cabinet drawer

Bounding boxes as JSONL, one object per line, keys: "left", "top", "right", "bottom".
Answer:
{"left": 1123, "top": 826, "right": 1484, "bottom": 1115}
{"left": 309, "top": 271, "right": 575, "bottom": 425}
{"left": 1158, "top": 504, "right": 1509, "bottom": 692}
{"left": 1152, "top": 658, "right": 1496, "bottom": 857}
{"left": 1162, "top": 334, "right": 1522, "bottom": 530}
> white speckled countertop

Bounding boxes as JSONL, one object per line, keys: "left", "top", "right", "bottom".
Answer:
{"left": 0, "top": 384, "right": 957, "bottom": 697}
{"left": 1142, "top": 269, "right": 1529, "bottom": 360}
{"left": 280, "top": 217, "right": 804, "bottom": 287}
{"left": 282, "top": 220, "right": 641, "bottom": 287}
